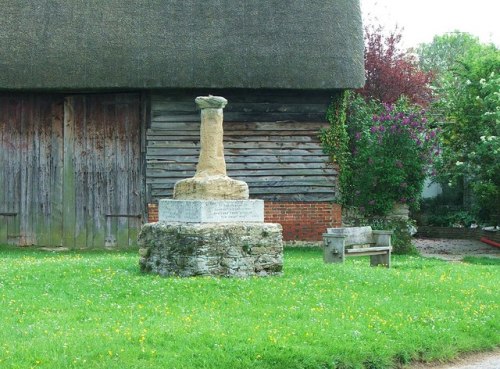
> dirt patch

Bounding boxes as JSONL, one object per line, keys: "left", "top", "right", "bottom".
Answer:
{"left": 413, "top": 238, "right": 500, "bottom": 261}
{"left": 408, "top": 348, "right": 500, "bottom": 369}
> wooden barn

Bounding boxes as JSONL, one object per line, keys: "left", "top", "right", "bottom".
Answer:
{"left": 0, "top": 1, "right": 364, "bottom": 248}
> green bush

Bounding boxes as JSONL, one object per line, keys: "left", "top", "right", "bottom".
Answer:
{"left": 364, "top": 218, "right": 419, "bottom": 255}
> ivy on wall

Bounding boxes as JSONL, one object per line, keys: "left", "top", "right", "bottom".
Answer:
{"left": 319, "top": 90, "right": 352, "bottom": 203}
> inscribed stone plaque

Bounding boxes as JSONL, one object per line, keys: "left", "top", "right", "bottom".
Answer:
{"left": 159, "top": 200, "right": 264, "bottom": 223}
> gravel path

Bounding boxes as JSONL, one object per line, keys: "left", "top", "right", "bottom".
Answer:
{"left": 413, "top": 238, "right": 500, "bottom": 261}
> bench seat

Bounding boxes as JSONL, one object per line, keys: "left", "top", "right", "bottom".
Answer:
{"left": 323, "top": 226, "right": 392, "bottom": 267}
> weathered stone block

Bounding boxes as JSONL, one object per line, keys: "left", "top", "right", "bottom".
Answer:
{"left": 138, "top": 222, "right": 283, "bottom": 277}
{"left": 173, "top": 175, "right": 249, "bottom": 200}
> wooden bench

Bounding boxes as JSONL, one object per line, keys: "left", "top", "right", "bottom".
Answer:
{"left": 323, "top": 226, "right": 393, "bottom": 267}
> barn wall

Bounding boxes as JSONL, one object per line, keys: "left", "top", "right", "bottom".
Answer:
{"left": 0, "top": 93, "right": 144, "bottom": 248}
{"left": 145, "top": 89, "right": 341, "bottom": 240}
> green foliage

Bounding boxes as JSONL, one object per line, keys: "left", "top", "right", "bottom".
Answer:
{"left": 320, "top": 91, "right": 351, "bottom": 202}
{"left": 1, "top": 247, "right": 499, "bottom": 368}
{"left": 432, "top": 39, "right": 500, "bottom": 224}
{"left": 418, "top": 196, "right": 477, "bottom": 227}
{"left": 345, "top": 94, "right": 439, "bottom": 216}
{"left": 417, "top": 32, "right": 482, "bottom": 75}
{"left": 363, "top": 218, "right": 419, "bottom": 255}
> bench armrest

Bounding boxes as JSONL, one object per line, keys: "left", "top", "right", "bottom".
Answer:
{"left": 372, "top": 230, "right": 393, "bottom": 247}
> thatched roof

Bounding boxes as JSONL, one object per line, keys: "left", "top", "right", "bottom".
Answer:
{"left": 0, "top": 0, "right": 364, "bottom": 91}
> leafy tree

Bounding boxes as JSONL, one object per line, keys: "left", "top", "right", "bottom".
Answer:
{"left": 358, "top": 25, "right": 434, "bottom": 106}
{"left": 416, "top": 32, "right": 482, "bottom": 75}
{"left": 432, "top": 40, "right": 500, "bottom": 223}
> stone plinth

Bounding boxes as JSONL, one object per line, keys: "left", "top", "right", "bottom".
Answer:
{"left": 159, "top": 199, "right": 264, "bottom": 223}
{"left": 173, "top": 175, "right": 249, "bottom": 200}
{"left": 138, "top": 222, "right": 283, "bottom": 277}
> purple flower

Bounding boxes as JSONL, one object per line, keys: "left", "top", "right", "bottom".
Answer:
{"left": 355, "top": 132, "right": 362, "bottom": 141}
{"left": 395, "top": 160, "right": 404, "bottom": 168}
{"left": 368, "top": 200, "right": 376, "bottom": 205}
{"left": 359, "top": 207, "right": 366, "bottom": 213}
{"left": 400, "top": 197, "right": 407, "bottom": 203}
{"left": 370, "top": 126, "right": 378, "bottom": 134}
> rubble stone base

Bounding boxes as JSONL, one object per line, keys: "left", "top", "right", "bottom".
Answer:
{"left": 138, "top": 222, "right": 283, "bottom": 277}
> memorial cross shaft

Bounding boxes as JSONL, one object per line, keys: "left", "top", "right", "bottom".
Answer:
{"left": 194, "top": 95, "right": 227, "bottom": 178}
{"left": 172, "top": 95, "right": 249, "bottom": 200}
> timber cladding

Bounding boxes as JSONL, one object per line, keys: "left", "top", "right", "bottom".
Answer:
{"left": 0, "top": 93, "right": 144, "bottom": 248}
{"left": 146, "top": 89, "right": 339, "bottom": 204}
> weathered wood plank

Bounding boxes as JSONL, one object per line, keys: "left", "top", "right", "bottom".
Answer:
{"left": 147, "top": 161, "right": 335, "bottom": 170}
{"left": 146, "top": 148, "right": 325, "bottom": 157}
{"left": 8, "top": 97, "right": 21, "bottom": 245}
{"left": 49, "top": 99, "right": 64, "bottom": 247}
{"left": 73, "top": 96, "right": 88, "bottom": 248}
{"left": 91, "top": 95, "right": 106, "bottom": 248}
{"left": 147, "top": 129, "right": 321, "bottom": 137}
{"left": 146, "top": 168, "right": 336, "bottom": 178}
{"left": 63, "top": 97, "right": 76, "bottom": 248}
{"left": 147, "top": 135, "right": 318, "bottom": 143}
{"left": 150, "top": 121, "right": 327, "bottom": 131}
{"left": 0, "top": 97, "right": 7, "bottom": 244}
{"left": 18, "top": 96, "right": 33, "bottom": 245}
{"left": 116, "top": 98, "right": 130, "bottom": 249}
{"left": 153, "top": 101, "right": 328, "bottom": 114}
{"left": 104, "top": 98, "right": 118, "bottom": 248}
{"left": 35, "top": 97, "right": 52, "bottom": 246}
{"left": 152, "top": 111, "right": 326, "bottom": 123}
{"left": 146, "top": 155, "right": 330, "bottom": 164}
{"left": 151, "top": 186, "right": 335, "bottom": 197}
{"left": 147, "top": 140, "right": 322, "bottom": 150}
{"left": 128, "top": 95, "right": 143, "bottom": 247}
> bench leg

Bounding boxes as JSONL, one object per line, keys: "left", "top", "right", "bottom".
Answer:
{"left": 323, "top": 236, "right": 345, "bottom": 264}
{"left": 370, "top": 252, "right": 391, "bottom": 268}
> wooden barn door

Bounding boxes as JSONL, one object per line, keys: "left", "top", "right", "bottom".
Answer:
{"left": 0, "top": 94, "right": 64, "bottom": 246}
{"left": 63, "top": 94, "right": 143, "bottom": 248}
{"left": 0, "top": 93, "right": 143, "bottom": 248}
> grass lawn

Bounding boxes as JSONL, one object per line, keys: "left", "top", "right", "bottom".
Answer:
{"left": 0, "top": 246, "right": 498, "bottom": 369}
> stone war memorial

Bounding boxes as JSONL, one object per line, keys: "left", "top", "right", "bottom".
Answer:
{"left": 138, "top": 96, "right": 284, "bottom": 277}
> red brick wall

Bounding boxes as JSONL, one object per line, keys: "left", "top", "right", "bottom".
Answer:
{"left": 147, "top": 201, "right": 341, "bottom": 241}
{"left": 148, "top": 203, "right": 159, "bottom": 222}
{"left": 264, "top": 202, "right": 341, "bottom": 241}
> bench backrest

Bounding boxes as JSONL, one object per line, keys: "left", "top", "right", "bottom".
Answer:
{"left": 326, "top": 226, "right": 373, "bottom": 246}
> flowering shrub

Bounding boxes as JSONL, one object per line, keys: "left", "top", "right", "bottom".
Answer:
{"left": 347, "top": 95, "right": 440, "bottom": 216}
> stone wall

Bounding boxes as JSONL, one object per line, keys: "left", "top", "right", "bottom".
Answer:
{"left": 416, "top": 226, "right": 500, "bottom": 243}
{"left": 138, "top": 222, "right": 283, "bottom": 277}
